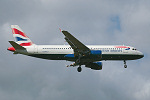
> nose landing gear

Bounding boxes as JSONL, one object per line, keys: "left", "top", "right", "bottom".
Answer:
{"left": 124, "top": 60, "right": 127, "bottom": 68}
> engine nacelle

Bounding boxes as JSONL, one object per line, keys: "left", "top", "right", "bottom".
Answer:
{"left": 90, "top": 50, "right": 102, "bottom": 58}
{"left": 85, "top": 62, "right": 102, "bottom": 70}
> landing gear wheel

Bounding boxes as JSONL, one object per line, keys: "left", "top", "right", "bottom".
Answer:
{"left": 124, "top": 65, "right": 127, "bottom": 68}
{"left": 124, "top": 60, "right": 127, "bottom": 68}
{"left": 77, "top": 66, "right": 82, "bottom": 72}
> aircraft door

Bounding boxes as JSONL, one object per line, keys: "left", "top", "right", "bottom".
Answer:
{"left": 34, "top": 45, "right": 38, "bottom": 54}
{"left": 123, "top": 48, "right": 128, "bottom": 53}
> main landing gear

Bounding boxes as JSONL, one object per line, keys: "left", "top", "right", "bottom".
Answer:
{"left": 66, "top": 63, "right": 82, "bottom": 72}
{"left": 124, "top": 60, "right": 127, "bottom": 68}
{"left": 77, "top": 66, "right": 82, "bottom": 72}
{"left": 76, "top": 54, "right": 82, "bottom": 72}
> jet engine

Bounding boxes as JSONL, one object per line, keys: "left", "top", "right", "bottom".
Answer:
{"left": 85, "top": 62, "right": 102, "bottom": 70}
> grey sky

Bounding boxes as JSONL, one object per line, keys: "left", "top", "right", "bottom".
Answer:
{"left": 0, "top": 0, "right": 150, "bottom": 100}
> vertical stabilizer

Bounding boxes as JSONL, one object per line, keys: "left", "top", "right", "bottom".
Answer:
{"left": 11, "top": 25, "right": 34, "bottom": 46}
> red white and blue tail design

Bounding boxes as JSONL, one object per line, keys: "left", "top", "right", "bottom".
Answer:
{"left": 11, "top": 25, "right": 33, "bottom": 46}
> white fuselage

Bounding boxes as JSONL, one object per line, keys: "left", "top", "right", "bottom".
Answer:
{"left": 24, "top": 45, "right": 144, "bottom": 61}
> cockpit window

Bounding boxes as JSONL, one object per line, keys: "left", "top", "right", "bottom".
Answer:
{"left": 132, "top": 48, "right": 137, "bottom": 50}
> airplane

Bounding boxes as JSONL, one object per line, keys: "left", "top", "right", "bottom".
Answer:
{"left": 7, "top": 25, "right": 144, "bottom": 72}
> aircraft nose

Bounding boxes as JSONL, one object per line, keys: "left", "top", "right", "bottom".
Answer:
{"left": 141, "top": 53, "right": 144, "bottom": 58}
{"left": 139, "top": 52, "right": 144, "bottom": 58}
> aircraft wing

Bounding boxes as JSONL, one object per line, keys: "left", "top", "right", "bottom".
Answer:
{"left": 62, "top": 30, "right": 90, "bottom": 56}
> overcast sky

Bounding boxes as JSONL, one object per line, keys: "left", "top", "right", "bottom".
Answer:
{"left": 0, "top": 0, "right": 150, "bottom": 100}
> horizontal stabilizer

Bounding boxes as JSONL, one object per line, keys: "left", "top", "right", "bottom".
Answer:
{"left": 9, "top": 41, "right": 26, "bottom": 50}
{"left": 13, "top": 52, "right": 19, "bottom": 54}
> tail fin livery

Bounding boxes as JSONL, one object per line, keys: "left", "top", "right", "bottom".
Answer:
{"left": 11, "top": 25, "right": 33, "bottom": 46}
